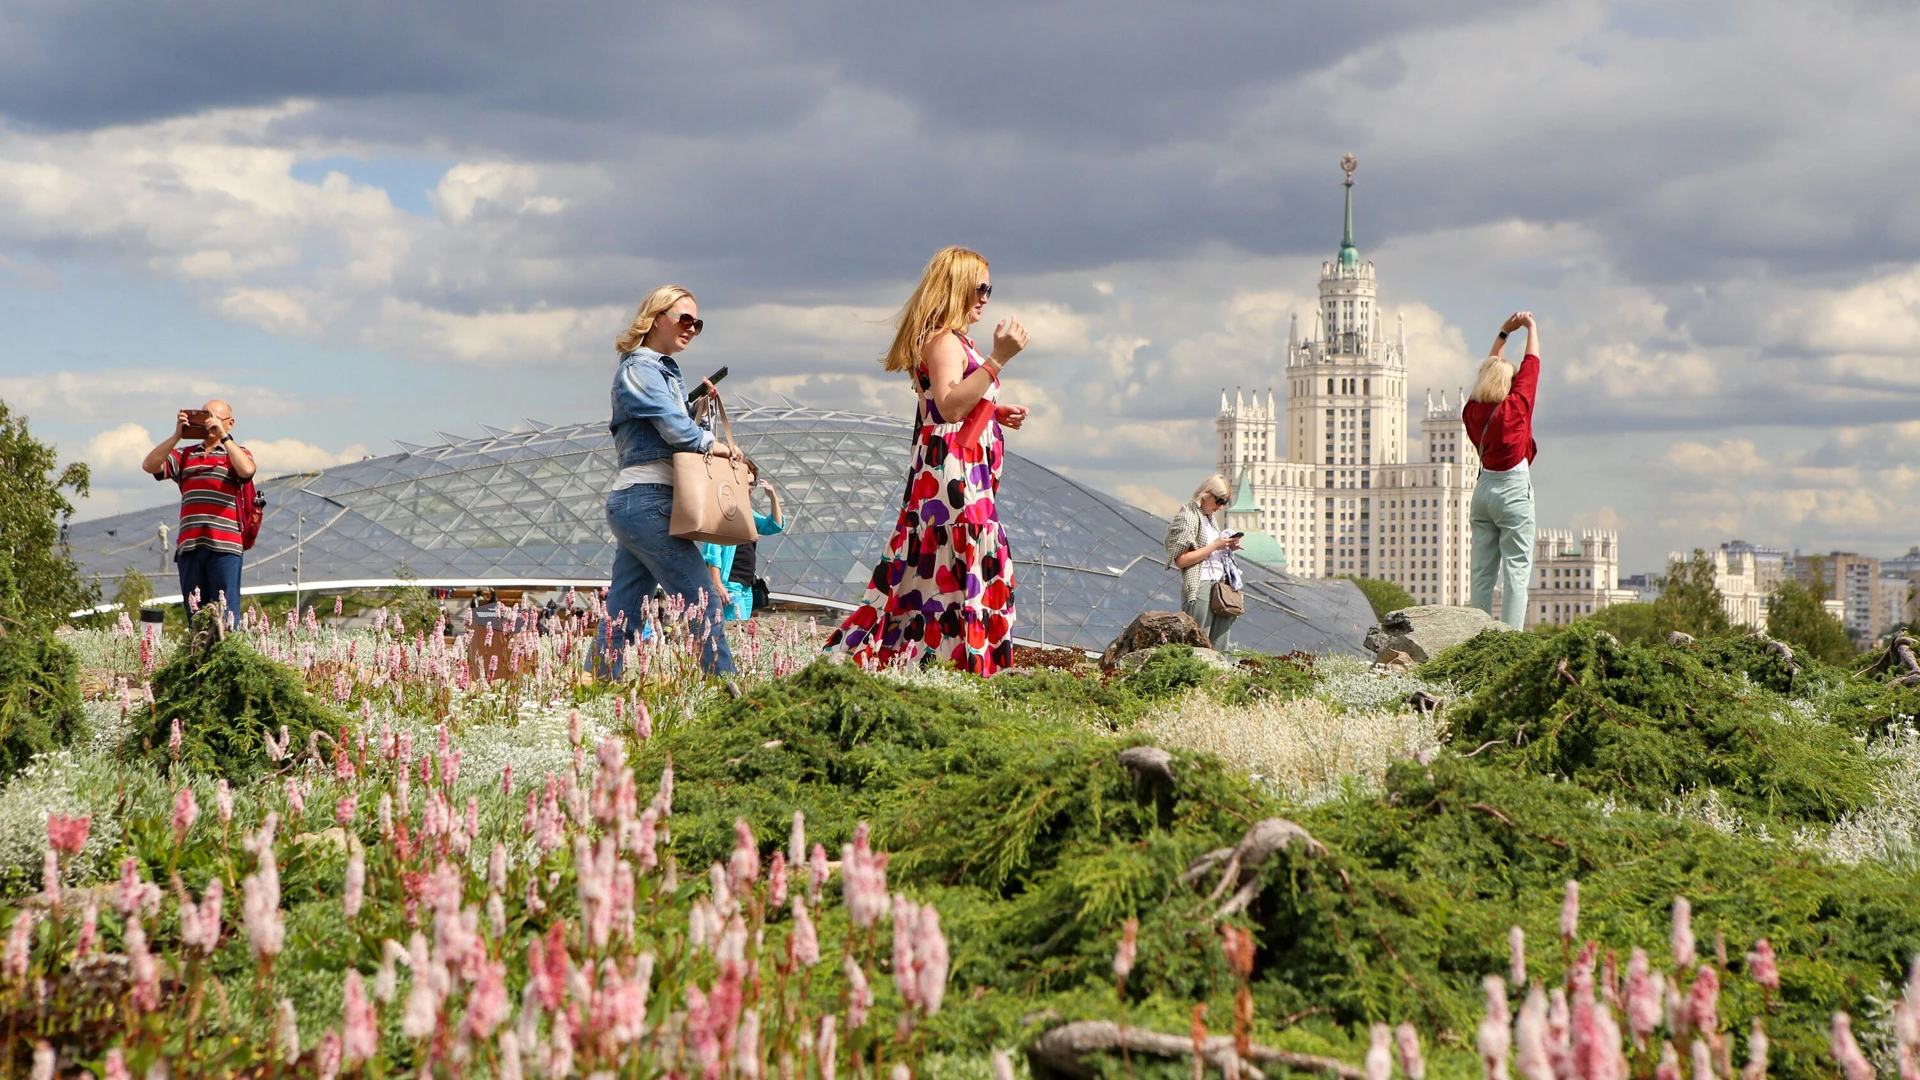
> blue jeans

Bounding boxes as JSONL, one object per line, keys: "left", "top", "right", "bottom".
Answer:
{"left": 176, "top": 548, "right": 242, "bottom": 628}
{"left": 1469, "top": 467, "right": 1536, "bottom": 629}
{"left": 600, "top": 484, "right": 735, "bottom": 676}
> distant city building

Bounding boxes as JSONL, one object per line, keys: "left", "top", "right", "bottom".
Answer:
{"left": 1527, "top": 529, "right": 1637, "bottom": 628}
{"left": 1792, "top": 552, "right": 1884, "bottom": 639}
{"left": 1880, "top": 572, "right": 1912, "bottom": 634}
{"left": 1619, "top": 573, "right": 1661, "bottom": 605}
{"left": 1213, "top": 158, "right": 1605, "bottom": 610}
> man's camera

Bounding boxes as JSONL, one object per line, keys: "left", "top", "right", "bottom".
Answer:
{"left": 180, "top": 409, "right": 213, "bottom": 439}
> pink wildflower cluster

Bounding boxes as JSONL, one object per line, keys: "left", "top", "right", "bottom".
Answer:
{"left": 1462, "top": 887, "right": 1781, "bottom": 1080}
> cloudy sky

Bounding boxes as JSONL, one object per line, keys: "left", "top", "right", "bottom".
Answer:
{"left": 4, "top": 0, "right": 1918, "bottom": 573}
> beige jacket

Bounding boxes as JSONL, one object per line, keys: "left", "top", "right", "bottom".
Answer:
{"left": 1164, "top": 503, "right": 1214, "bottom": 606}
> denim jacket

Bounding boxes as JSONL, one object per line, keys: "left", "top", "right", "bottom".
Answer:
{"left": 610, "top": 348, "right": 715, "bottom": 467}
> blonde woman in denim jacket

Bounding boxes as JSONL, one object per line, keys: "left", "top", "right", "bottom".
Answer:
{"left": 598, "top": 285, "right": 742, "bottom": 676}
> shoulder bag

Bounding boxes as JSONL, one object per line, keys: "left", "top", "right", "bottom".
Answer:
{"left": 669, "top": 393, "right": 757, "bottom": 546}
{"left": 1207, "top": 526, "right": 1245, "bottom": 617}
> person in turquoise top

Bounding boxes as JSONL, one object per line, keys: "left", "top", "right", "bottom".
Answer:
{"left": 701, "top": 469, "right": 785, "bottom": 620}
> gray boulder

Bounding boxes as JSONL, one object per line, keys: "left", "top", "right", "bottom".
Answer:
{"left": 1100, "top": 610, "right": 1211, "bottom": 666}
{"left": 1362, "top": 605, "right": 1513, "bottom": 663}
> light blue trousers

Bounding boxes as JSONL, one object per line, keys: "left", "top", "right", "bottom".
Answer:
{"left": 1469, "top": 467, "right": 1536, "bottom": 629}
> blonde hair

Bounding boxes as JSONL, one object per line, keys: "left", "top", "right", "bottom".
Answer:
{"left": 616, "top": 285, "right": 696, "bottom": 354}
{"left": 1192, "top": 474, "right": 1231, "bottom": 511}
{"left": 883, "top": 247, "right": 989, "bottom": 373}
{"left": 1470, "top": 356, "right": 1515, "bottom": 404}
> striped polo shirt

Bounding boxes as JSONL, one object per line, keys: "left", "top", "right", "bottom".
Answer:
{"left": 159, "top": 443, "right": 247, "bottom": 557}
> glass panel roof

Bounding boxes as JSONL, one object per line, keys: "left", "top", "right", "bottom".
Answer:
{"left": 67, "top": 401, "right": 1370, "bottom": 655}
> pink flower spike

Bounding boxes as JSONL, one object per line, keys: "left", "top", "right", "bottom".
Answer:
{"left": 1514, "top": 985, "right": 1552, "bottom": 1080}
{"left": 1367, "top": 1023, "right": 1393, "bottom": 1080}
{"left": 336, "top": 794, "right": 357, "bottom": 827}
{"left": 1510, "top": 925, "right": 1527, "bottom": 988}
{"left": 344, "top": 851, "right": 365, "bottom": 919}
{"left": 172, "top": 787, "right": 198, "bottom": 843}
{"left": 1479, "top": 975, "right": 1512, "bottom": 1080}
{"left": 1625, "top": 948, "right": 1661, "bottom": 1050}
{"left": 729, "top": 818, "right": 761, "bottom": 893}
{"left": 1560, "top": 879, "right": 1579, "bottom": 942}
{"left": 1113, "top": 917, "right": 1138, "bottom": 982}
{"left": 104, "top": 1048, "right": 130, "bottom": 1080}
{"left": 1655, "top": 1042, "right": 1683, "bottom": 1080}
{"left": 1688, "top": 965, "right": 1720, "bottom": 1036}
{"left": 46, "top": 813, "right": 91, "bottom": 856}
{"left": 342, "top": 970, "right": 377, "bottom": 1064}
{"left": 31, "top": 1041, "right": 54, "bottom": 1080}
{"left": 1743, "top": 1017, "right": 1770, "bottom": 1080}
{"left": 1832, "top": 1013, "right": 1875, "bottom": 1080}
{"left": 791, "top": 895, "right": 821, "bottom": 967}
{"left": 1747, "top": 939, "right": 1779, "bottom": 993}
{"left": 1397, "top": 1022, "right": 1427, "bottom": 1080}
{"left": 1672, "top": 897, "right": 1696, "bottom": 970}
{"left": 215, "top": 779, "right": 233, "bottom": 824}
{"left": 844, "top": 954, "right": 872, "bottom": 1029}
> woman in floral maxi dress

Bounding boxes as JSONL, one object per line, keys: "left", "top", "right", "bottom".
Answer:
{"left": 825, "top": 246, "right": 1030, "bottom": 676}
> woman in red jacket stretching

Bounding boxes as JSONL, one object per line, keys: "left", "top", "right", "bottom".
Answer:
{"left": 1461, "top": 312, "right": 1541, "bottom": 628}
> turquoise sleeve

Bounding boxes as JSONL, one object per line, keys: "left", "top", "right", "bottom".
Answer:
{"left": 754, "top": 512, "right": 785, "bottom": 536}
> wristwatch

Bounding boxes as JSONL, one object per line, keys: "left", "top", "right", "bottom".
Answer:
{"left": 220, "top": 434, "right": 234, "bottom": 444}
{"left": 1497, "top": 330, "right": 1509, "bottom": 340}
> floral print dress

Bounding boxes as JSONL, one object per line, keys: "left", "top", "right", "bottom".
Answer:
{"left": 825, "top": 332, "right": 1016, "bottom": 675}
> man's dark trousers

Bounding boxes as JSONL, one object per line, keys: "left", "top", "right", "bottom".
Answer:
{"left": 176, "top": 549, "right": 242, "bottom": 626}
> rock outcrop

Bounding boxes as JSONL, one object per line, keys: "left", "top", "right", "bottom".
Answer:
{"left": 1362, "top": 605, "right": 1512, "bottom": 663}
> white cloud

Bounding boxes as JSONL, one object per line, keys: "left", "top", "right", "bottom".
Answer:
{"left": 244, "top": 437, "right": 369, "bottom": 475}
{"left": 431, "top": 163, "right": 569, "bottom": 223}
{"left": 81, "top": 422, "right": 159, "bottom": 480}
{"left": 0, "top": 370, "right": 307, "bottom": 421}
{"left": 368, "top": 298, "right": 627, "bottom": 367}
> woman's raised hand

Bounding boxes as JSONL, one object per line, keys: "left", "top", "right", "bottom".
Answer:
{"left": 990, "top": 317, "right": 1028, "bottom": 364}
{"left": 1501, "top": 312, "right": 1527, "bottom": 334}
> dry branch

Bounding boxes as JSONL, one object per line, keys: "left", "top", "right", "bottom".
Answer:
{"left": 1183, "top": 817, "right": 1327, "bottom": 918}
{"left": 1028, "top": 1020, "right": 1364, "bottom": 1080}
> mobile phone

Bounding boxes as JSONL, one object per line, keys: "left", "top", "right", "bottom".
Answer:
{"left": 1226, "top": 530, "right": 1245, "bottom": 540}
{"left": 686, "top": 366, "right": 730, "bottom": 407}
{"left": 181, "top": 409, "right": 212, "bottom": 439}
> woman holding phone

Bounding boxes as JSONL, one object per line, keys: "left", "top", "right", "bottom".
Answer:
{"left": 597, "top": 285, "right": 742, "bottom": 677}
{"left": 825, "top": 246, "right": 1030, "bottom": 676}
{"left": 1164, "top": 474, "right": 1242, "bottom": 651}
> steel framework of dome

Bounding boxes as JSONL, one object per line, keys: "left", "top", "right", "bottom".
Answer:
{"left": 66, "top": 400, "right": 1371, "bottom": 656}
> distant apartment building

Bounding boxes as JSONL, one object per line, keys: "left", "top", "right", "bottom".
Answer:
{"left": 1881, "top": 573, "right": 1913, "bottom": 635}
{"left": 1527, "top": 530, "right": 1638, "bottom": 628}
{"left": 1792, "top": 551, "right": 1885, "bottom": 640}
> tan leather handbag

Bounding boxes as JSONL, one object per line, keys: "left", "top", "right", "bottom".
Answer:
{"left": 669, "top": 393, "right": 757, "bottom": 546}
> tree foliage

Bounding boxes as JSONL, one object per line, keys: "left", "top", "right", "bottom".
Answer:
{"left": 1346, "top": 576, "right": 1416, "bottom": 621}
{"left": 1768, "top": 556, "right": 1856, "bottom": 665}
{"left": 0, "top": 398, "right": 96, "bottom": 621}
{"left": 1584, "top": 600, "right": 1667, "bottom": 645}
{"left": 1653, "top": 548, "right": 1733, "bottom": 637}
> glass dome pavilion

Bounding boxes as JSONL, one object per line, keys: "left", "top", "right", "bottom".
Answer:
{"left": 66, "top": 401, "right": 1372, "bottom": 656}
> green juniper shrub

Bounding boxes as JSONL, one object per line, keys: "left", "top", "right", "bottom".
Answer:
{"left": 1216, "top": 651, "right": 1318, "bottom": 706}
{"left": 0, "top": 621, "right": 86, "bottom": 781}
{"left": 1414, "top": 628, "right": 1547, "bottom": 697}
{"left": 1439, "top": 624, "right": 1877, "bottom": 823}
{"left": 1120, "top": 645, "right": 1215, "bottom": 699}
{"left": 1262, "top": 757, "right": 1920, "bottom": 1080}
{"left": 124, "top": 613, "right": 339, "bottom": 783}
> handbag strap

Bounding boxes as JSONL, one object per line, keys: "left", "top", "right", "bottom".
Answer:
{"left": 705, "top": 391, "right": 742, "bottom": 462}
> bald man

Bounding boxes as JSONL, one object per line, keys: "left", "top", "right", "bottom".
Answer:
{"left": 144, "top": 400, "right": 257, "bottom": 625}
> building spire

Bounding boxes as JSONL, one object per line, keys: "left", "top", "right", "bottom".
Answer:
{"left": 1338, "top": 154, "right": 1358, "bottom": 272}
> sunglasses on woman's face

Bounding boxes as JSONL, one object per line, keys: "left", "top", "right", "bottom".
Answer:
{"left": 670, "top": 312, "right": 704, "bottom": 335}
{"left": 975, "top": 283, "right": 992, "bottom": 300}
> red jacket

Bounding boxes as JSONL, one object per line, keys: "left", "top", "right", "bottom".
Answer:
{"left": 1461, "top": 354, "right": 1539, "bottom": 472}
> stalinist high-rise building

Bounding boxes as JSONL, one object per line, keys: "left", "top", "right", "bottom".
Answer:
{"left": 1213, "top": 156, "right": 1483, "bottom": 607}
